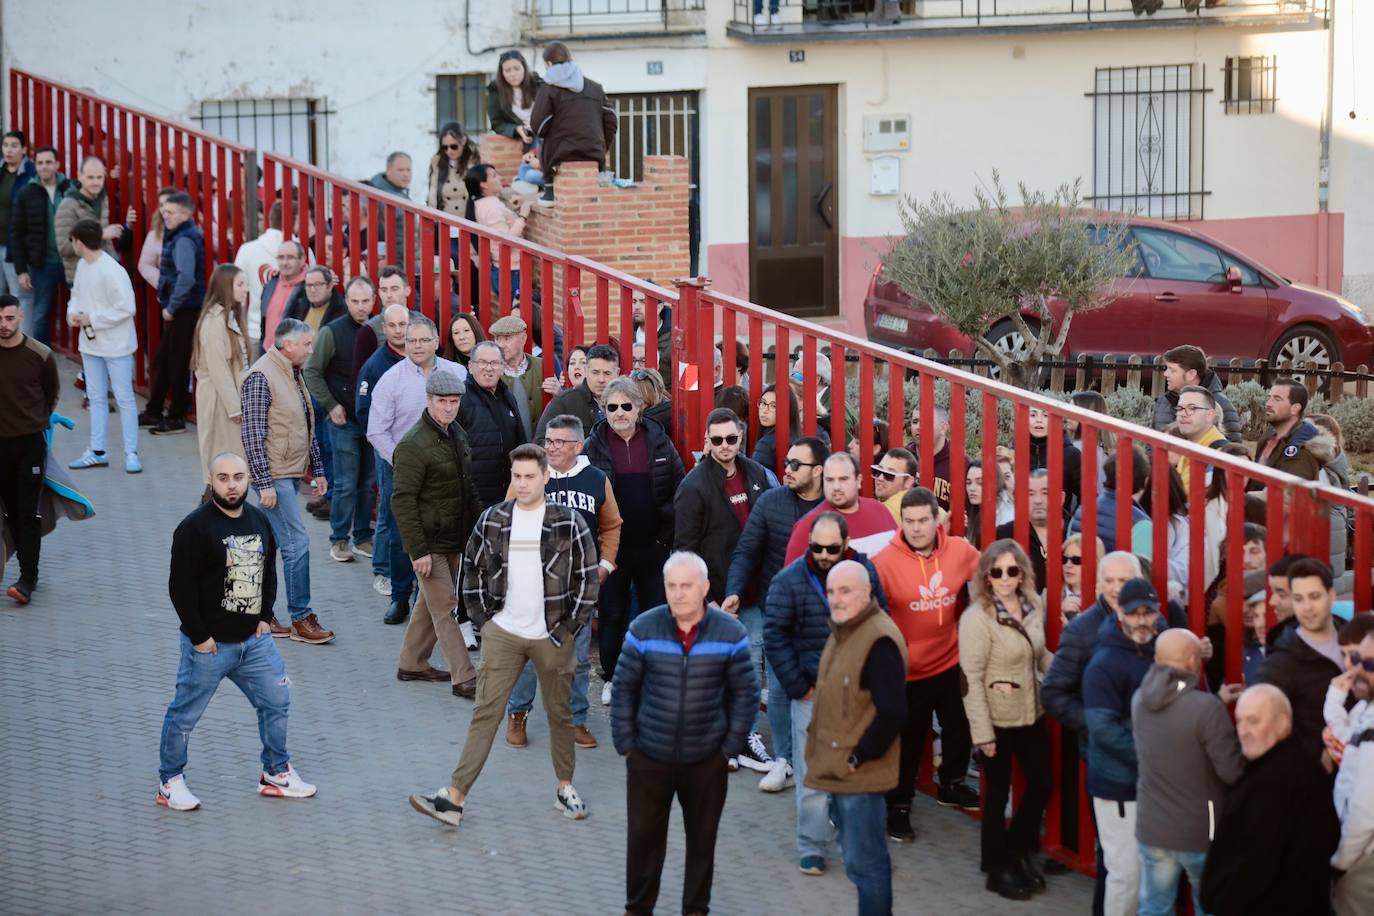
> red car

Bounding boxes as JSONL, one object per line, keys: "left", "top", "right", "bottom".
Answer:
{"left": 865, "top": 217, "right": 1374, "bottom": 371}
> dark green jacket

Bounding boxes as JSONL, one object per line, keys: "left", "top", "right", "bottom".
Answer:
{"left": 390, "top": 409, "right": 483, "bottom": 557}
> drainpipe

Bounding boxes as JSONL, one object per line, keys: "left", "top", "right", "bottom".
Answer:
{"left": 1316, "top": 0, "right": 1337, "bottom": 289}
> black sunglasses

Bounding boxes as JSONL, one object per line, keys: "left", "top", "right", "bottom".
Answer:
{"left": 810, "top": 543, "right": 843, "bottom": 556}
{"left": 1064, "top": 555, "right": 1083, "bottom": 566}
{"left": 1349, "top": 653, "right": 1374, "bottom": 673}
{"left": 709, "top": 434, "right": 740, "bottom": 446}
{"left": 442, "top": 142, "right": 461, "bottom": 150}
{"left": 605, "top": 402, "right": 634, "bottom": 413}
{"left": 784, "top": 458, "right": 818, "bottom": 471}
{"left": 988, "top": 566, "right": 1022, "bottom": 579}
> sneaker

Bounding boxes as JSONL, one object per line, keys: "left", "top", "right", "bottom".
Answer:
{"left": 937, "top": 781, "right": 981, "bottom": 811}
{"left": 887, "top": 805, "right": 916, "bottom": 843}
{"left": 125, "top": 452, "right": 143, "bottom": 474}
{"left": 759, "top": 758, "right": 793, "bottom": 792}
{"left": 150, "top": 418, "right": 186, "bottom": 435}
{"left": 506, "top": 711, "right": 529, "bottom": 748}
{"left": 753, "top": 12, "right": 767, "bottom": 25}
{"left": 156, "top": 774, "right": 201, "bottom": 811}
{"left": 257, "top": 764, "right": 317, "bottom": 799}
{"left": 289, "top": 613, "right": 336, "bottom": 644}
{"left": 373, "top": 575, "right": 389, "bottom": 596}
{"left": 68, "top": 449, "right": 108, "bottom": 469}
{"left": 137, "top": 410, "right": 162, "bottom": 427}
{"left": 460, "top": 620, "right": 478, "bottom": 650}
{"left": 727, "top": 756, "right": 740, "bottom": 772}
{"left": 410, "top": 787, "right": 463, "bottom": 827}
{"left": 601, "top": 682, "right": 612, "bottom": 706}
{"left": 329, "top": 540, "right": 354, "bottom": 563}
{"left": 352, "top": 540, "right": 373, "bottom": 559}
{"left": 798, "top": 855, "right": 825, "bottom": 876}
{"left": 574, "top": 725, "right": 598, "bottom": 749}
{"left": 554, "top": 784, "right": 588, "bottom": 820}
{"left": 735, "top": 732, "right": 773, "bottom": 773}
{"left": 6, "top": 579, "right": 34, "bottom": 605}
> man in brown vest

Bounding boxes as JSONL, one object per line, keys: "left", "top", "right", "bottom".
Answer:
{"left": 241, "top": 317, "right": 335, "bottom": 644}
{"left": 805, "top": 560, "right": 907, "bottom": 915}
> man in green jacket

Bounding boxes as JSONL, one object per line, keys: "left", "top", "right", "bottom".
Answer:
{"left": 391, "top": 369, "right": 482, "bottom": 697}
{"left": 363, "top": 153, "right": 412, "bottom": 271}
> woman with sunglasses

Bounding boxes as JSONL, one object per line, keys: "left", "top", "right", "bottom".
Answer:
{"left": 427, "top": 122, "right": 482, "bottom": 220}
{"left": 1054, "top": 533, "right": 1105, "bottom": 625}
{"left": 630, "top": 367, "right": 673, "bottom": 432}
{"left": 959, "top": 539, "right": 1055, "bottom": 901}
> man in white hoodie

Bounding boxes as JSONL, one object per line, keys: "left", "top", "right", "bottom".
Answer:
{"left": 233, "top": 200, "right": 285, "bottom": 357}
{"left": 64, "top": 218, "right": 140, "bottom": 473}
{"left": 1327, "top": 629, "right": 1374, "bottom": 914}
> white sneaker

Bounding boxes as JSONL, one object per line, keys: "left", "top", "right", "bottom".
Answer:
{"left": 601, "top": 682, "right": 612, "bottom": 705}
{"left": 373, "top": 575, "right": 388, "bottom": 596}
{"left": 156, "top": 774, "right": 201, "bottom": 811}
{"left": 555, "top": 784, "right": 589, "bottom": 820}
{"left": 257, "top": 764, "right": 317, "bottom": 799}
{"left": 753, "top": 12, "right": 767, "bottom": 25}
{"left": 727, "top": 756, "right": 740, "bottom": 772}
{"left": 759, "top": 758, "right": 794, "bottom": 792}
{"left": 460, "top": 620, "right": 478, "bottom": 650}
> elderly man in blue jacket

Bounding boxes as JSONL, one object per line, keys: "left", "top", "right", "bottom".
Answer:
{"left": 612, "top": 550, "right": 758, "bottom": 916}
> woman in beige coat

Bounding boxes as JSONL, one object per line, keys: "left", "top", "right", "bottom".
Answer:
{"left": 959, "top": 538, "right": 1056, "bottom": 902}
{"left": 191, "top": 264, "right": 251, "bottom": 495}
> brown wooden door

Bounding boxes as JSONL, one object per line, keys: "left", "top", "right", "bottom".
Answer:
{"left": 748, "top": 86, "right": 839, "bottom": 318}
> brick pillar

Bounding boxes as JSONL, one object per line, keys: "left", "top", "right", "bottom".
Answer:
{"left": 479, "top": 133, "right": 524, "bottom": 184}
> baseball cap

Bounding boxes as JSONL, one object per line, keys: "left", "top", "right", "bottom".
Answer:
{"left": 1118, "top": 578, "right": 1160, "bottom": 614}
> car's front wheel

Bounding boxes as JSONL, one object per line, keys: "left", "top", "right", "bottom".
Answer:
{"left": 1269, "top": 324, "right": 1339, "bottom": 377}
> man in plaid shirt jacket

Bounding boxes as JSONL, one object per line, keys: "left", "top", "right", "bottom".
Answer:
{"left": 409, "top": 442, "right": 600, "bottom": 828}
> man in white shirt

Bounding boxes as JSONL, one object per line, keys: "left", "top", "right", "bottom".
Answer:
{"left": 64, "top": 218, "right": 140, "bottom": 473}
{"left": 409, "top": 444, "right": 600, "bottom": 829}
{"left": 233, "top": 201, "right": 286, "bottom": 357}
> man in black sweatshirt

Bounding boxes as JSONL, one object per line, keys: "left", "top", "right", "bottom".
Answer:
{"left": 156, "top": 452, "right": 318, "bottom": 812}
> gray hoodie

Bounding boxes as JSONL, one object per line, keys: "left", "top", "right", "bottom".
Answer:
{"left": 1131, "top": 664, "right": 1245, "bottom": 852}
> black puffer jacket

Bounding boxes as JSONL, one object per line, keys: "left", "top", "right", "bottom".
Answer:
{"left": 611, "top": 605, "right": 758, "bottom": 764}
{"left": 1255, "top": 624, "right": 1342, "bottom": 756}
{"left": 673, "top": 454, "right": 773, "bottom": 602}
{"left": 535, "top": 380, "right": 600, "bottom": 440}
{"left": 751, "top": 426, "right": 831, "bottom": 476}
{"left": 6, "top": 176, "right": 70, "bottom": 274}
{"left": 390, "top": 410, "right": 483, "bottom": 557}
{"left": 583, "top": 416, "right": 684, "bottom": 546}
{"left": 763, "top": 551, "right": 889, "bottom": 700}
{"left": 458, "top": 379, "right": 527, "bottom": 507}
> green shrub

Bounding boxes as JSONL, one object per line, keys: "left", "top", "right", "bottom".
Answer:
{"left": 1327, "top": 397, "right": 1374, "bottom": 453}
{"left": 1104, "top": 386, "right": 1155, "bottom": 428}
{"left": 1223, "top": 380, "right": 1269, "bottom": 442}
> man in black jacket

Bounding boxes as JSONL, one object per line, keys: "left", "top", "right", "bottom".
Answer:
{"left": 530, "top": 42, "right": 617, "bottom": 201}
{"left": 142, "top": 192, "right": 205, "bottom": 435}
{"left": 458, "top": 340, "right": 527, "bottom": 506}
{"left": 534, "top": 343, "right": 616, "bottom": 439}
{"left": 156, "top": 453, "right": 317, "bottom": 811}
{"left": 1200, "top": 684, "right": 1340, "bottom": 915}
{"left": 8, "top": 147, "right": 70, "bottom": 346}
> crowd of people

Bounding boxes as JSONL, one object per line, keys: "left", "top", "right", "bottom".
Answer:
{"left": 2, "top": 47, "right": 1372, "bottom": 916}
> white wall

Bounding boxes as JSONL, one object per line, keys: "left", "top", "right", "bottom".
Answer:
{"left": 1329, "top": 0, "right": 1374, "bottom": 313}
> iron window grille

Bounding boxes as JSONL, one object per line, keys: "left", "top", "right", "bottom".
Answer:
{"left": 435, "top": 74, "right": 487, "bottom": 135}
{"left": 1222, "top": 56, "right": 1277, "bottom": 114}
{"left": 196, "top": 98, "right": 332, "bottom": 167}
{"left": 1087, "top": 65, "right": 1210, "bottom": 221}
{"left": 609, "top": 91, "right": 701, "bottom": 274}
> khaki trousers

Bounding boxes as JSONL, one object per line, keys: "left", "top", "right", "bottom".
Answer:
{"left": 397, "top": 552, "right": 476, "bottom": 685}
{"left": 451, "top": 621, "right": 576, "bottom": 794}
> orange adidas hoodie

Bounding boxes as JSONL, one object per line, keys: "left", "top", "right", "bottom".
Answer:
{"left": 872, "top": 528, "right": 980, "bottom": 681}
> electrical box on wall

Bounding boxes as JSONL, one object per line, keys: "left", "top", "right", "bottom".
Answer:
{"left": 862, "top": 115, "right": 910, "bottom": 152}
{"left": 870, "top": 156, "right": 900, "bottom": 196}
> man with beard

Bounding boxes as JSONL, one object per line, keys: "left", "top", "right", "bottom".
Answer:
{"left": 156, "top": 453, "right": 317, "bottom": 811}
{"left": 1254, "top": 378, "right": 1332, "bottom": 483}
{"left": 996, "top": 469, "right": 1060, "bottom": 591}
{"left": 783, "top": 453, "right": 896, "bottom": 564}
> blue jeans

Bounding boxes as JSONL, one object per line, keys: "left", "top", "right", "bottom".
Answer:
{"left": 158, "top": 632, "right": 291, "bottom": 782}
{"left": 373, "top": 457, "right": 394, "bottom": 579}
{"left": 752, "top": 0, "right": 780, "bottom": 13}
{"left": 311, "top": 401, "right": 333, "bottom": 502}
{"left": 256, "top": 479, "right": 313, "bottom": 621}
{"left": 81, "top": 352, "right": 138, "bottom": 454}
{"left": 507, "top": 620, "right": 591, "bottom": 726}
{"left": 829, "top": 792, "right": 893, "bottom": 916}
{"left": 24, "top": 261, "right": 64, "bottom": 346}
{"left": 1138, "top": 843, "right": 1208, "bottom": 916}
{"left": 0, "top": 245, "right": 35, "bottom": 315}
{"left": 791, "top": 697, "right": 837, "bottom": 858}
{"left": 327, "top": 418, "right": 375, "bottom": 544}
{"left": 738, "top": 605, "right": 765, "bottom": 733}
{"left": 768, "top": 669, "right": 792, "bottom": 762}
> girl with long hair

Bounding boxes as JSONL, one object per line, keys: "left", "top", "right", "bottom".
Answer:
{"left": 965, "top": 458, "right": 1013, "bottom": 547}
{"left": 487, "top": 50, "right": 543, "bottom": 146}
{"left": 191, "top": 264, "right": 251, "bottom": 495}
{"left": 442, "top": 312, "right": 486, "bottom": 368}
{"left": 465, "top": 164, "right": 530, "bottom": 304}
{"left": 427, "top": 121, "right": 481, "bottom": 218}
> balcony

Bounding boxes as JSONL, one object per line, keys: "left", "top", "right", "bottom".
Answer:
{"left": 726, "top": 0, "right": 1329, "bottom": 42}
{"left": 525, "top": 0, "right": 706, "bottom": 38}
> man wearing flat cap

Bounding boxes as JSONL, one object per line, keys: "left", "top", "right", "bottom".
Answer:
{"left": 391, "top": 369, "right": 483, "bottom": 698}
{"left": 488, "top": 314, "right": 544, "bottom": 438}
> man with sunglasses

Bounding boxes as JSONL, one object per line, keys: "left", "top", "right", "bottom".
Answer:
{"left": 764, "top": 512, "right": 887, "bottom": 875}
{"left": 872, "top": 447, "right": 917, "bottom": 523}
{"left": 1327, "top": 626, "right": 1374, "bottom": 911}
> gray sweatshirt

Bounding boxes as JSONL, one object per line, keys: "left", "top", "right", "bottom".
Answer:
{"left": 1131, "top": 664, "right": 1245, "bottom": 852}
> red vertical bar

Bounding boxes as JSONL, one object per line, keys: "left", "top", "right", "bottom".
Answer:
{"left": 1150, "top": 446, "right": 1170, "bottom": 601}
{"left": 644, "top": 291, "right": 660, "bottom": 377}
{"left": 231, "top": 151, "right": 244, "bottom": 264}
{"left": 564, "top": 265, "right": 582, "bottom": 346}
{"left": 540, "top": 256, "right": 555, "bottom": 406}
{"left": 801, "top": 335, "right": 817, "bottom": 436}
{"left": 65, "top": 90, "right": 78, "bottom": 176}
{"left": 330, "top": 183, "right": 344, "bottom": 282}
{"left": 856, "top": 350, "right": 874, "bottom": 496}
{"left": 477, "top": 235, "right": 492, "bottom": 322}
{"left": 830, "top": 343, "right": 847, "bottom": 453}
{"left": 1187, "top": 459, "right": 1207, "bottom": 634}
{"left": 981, "top": 392, "right": 998, "bottom": 548}
{"left": 313, "top": 177, "right": 328, "bottom": 267}
{"left": 720, "top": 307, "right": 736, "bottom": 389}
{"left": 948, "top": 382, "right": 967, "bottom": 537}
{"left": 297, "top": 173, "right": 311, "bottom": 264}
{"left": 594, "top": 274, "right": 609, "bottom": 344}
{"left": 748, "top": 316, "right": 763, "bottom": 450}
{"left": 263, "top": 158, "right": 277, "bottom": 232}
{"left": 1265, "top": 483, "right": 1286, "bottom": 581}
{"left": 497, "top": 244, "right": 512, "bottom": 320}
{"left": 403, "top": 206, "right": 416, "bottom": 291}
{"left": 622, "top": 284, "right": 637, "bottom": 370}
{"left": 419, "top": 215, "right": 435, "bottom": 320}
{"left": 1226, "top": 473, "right": 1246, "bottom": 684}
{"left": 918, "top": 372, "right": 935, "bottom": 489}
{"left": 888, "top": 363, "right": 906, "bottom": 453}
{"left": 348, "top": 193, "right": 361, "bottom": 283}
{"left": 1115, "top": 437, "right": 1134, "bottom": 553}
{"left": 365, "top": 198, "right": 379, "bottom": 281}
{"left": 1080, "top": 425, "right": 1099, "bottom": 607}
{"left": 215, "top": 144, "right": 229, "bottom": 261}
{"left": 1354, "top": 508, "right": 1372, "bottom": 612}
{"left": 8, "top": 71, "right": 18, "bottom": 138}
{"left": 1046, "top": 415, "right": 1064, "bottom": 632}
{"left": 1310, "top": 494, "right": 1331, "bottom": 569}
{"left": 143, "top": 119, "right": 161, "bottom": 379}
{"left": 775, "top": 326, "right": 790, "bottom": 480}
{"left": 1013, "top": 403, "right": 1030, "bottom": 546}
{"left": 695, "top": 292, "right": 715, "bottom": 459}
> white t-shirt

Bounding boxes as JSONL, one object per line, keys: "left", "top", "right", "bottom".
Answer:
{"left": 490, "top": 503, "right": 548, "bottom": 639}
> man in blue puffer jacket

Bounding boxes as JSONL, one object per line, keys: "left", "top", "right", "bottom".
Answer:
{"left": 612, "top": 550, "right": 757, "bottom": 916}
{"left": 1083, "top": 578, "right": 1167, "bottom": 916}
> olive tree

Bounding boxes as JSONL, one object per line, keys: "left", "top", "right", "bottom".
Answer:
{"left": 882, "top": 173, "right": 1138, "bottom": 388}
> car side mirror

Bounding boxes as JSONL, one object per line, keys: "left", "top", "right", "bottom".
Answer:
{"left": 1225, "top": 266, "right": 1243, "bottom": 291}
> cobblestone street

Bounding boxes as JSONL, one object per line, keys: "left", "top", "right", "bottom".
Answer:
{"left": 0, "top": 363, "right": 1094, "bottom": 915}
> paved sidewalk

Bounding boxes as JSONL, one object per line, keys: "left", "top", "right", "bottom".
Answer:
{"left": 0, "top": 362, "right": 1093, "bottom": 915}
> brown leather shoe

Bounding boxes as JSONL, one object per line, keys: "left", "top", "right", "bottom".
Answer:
{"left": 397, "top": 667, "right": 450, "bottom": 682}
{"left": 506, "top": 712, "right": 529, "bottom": 748}
{"left": 306, "top": 494, "right": 328, "bottom": 513}
{"left": 289, "top": 613, "right": 335, "bottom": 644}
{"left": 574, "top": 725, "right": 598, "bottom": 749}
{"left": 452, "top": 678, "right": 477, "bottom": 699}
{"left": 268, "top": 618, "right": 292, "bottom": 638}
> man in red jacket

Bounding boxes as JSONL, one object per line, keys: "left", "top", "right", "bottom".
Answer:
{"left": 871, "top": 486, "right": 981, "bottom": 841}
{"left": 783, "top": 452, "right": 896, "bottom": 565}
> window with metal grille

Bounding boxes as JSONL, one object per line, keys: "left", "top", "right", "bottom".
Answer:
{"left": 1087, "top": 65, "right": 1210, "bottom": 221}
{"left": 197, "top": 98, "right": 332, "bottom": 167}
{"left": 435, "top": 74, "right": 487, "bottom": 134}
{"left": 609, "top": 91, "right": 701, "bottom": 272}
{"left": 1222, "top": 56, "right": 1276, "bottom": 114}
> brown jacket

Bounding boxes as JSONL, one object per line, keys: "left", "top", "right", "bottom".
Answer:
{"left": 805, "top": 601, "right": 908, "bottom": 795}
{"left": 958, "top": 596, "right": 1053, "bottom": 747}
{"left": 1255, "top": 420, "right": 1334, "bottom": 483}
{"left": 193, "top": 303, "right": 249, "bottom": 484}
{"left": 246, "top": 347, "right": 314, "bottom": 481}
{"left": 530, "top": 71, "right": 617, "bottom": 175}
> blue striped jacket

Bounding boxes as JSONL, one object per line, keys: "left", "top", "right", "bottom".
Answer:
{"left": 611, "top": 605, "right": 759, "bottom": 764}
